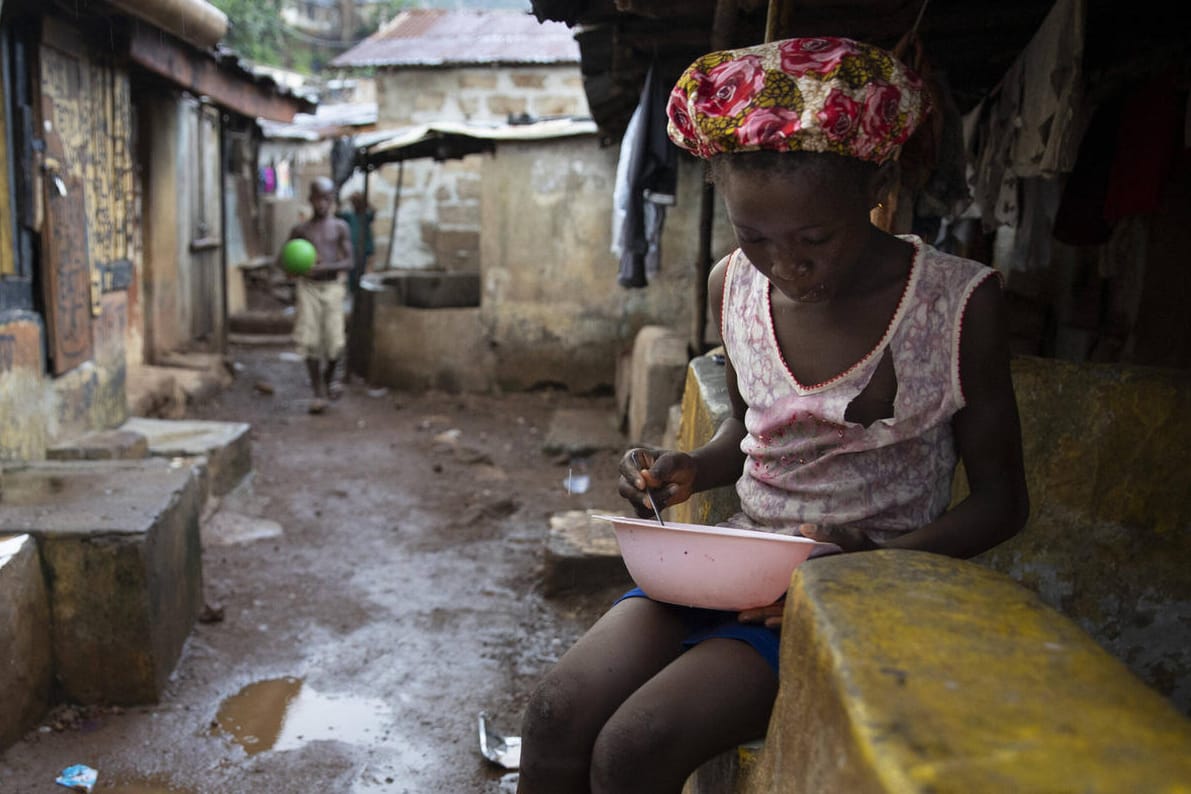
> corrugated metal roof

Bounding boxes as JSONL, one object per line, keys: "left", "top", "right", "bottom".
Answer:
{"left": 358, "top": 117, "right": 597, "bottom": 164}
{"left": 331, "top": 9, "right": 579, "bottom": 68}
{"left": 259, "top": 102, "right": 378, "bottom": 141}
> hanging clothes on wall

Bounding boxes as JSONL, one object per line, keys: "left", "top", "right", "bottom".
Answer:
{"left": 613, "top": 63, "right": 678, "bottom": 288}
{"left": 276, "top": 158, "right": 293, "bottom": 198}
{"left": 1103, "top": 70, "right": 1182, "bottom": 222}
{"left": 964, "top": 0, "right": 1087, "bottom": 233}
{"left": 331, "top": 137, "right": 356, "bottom": 195}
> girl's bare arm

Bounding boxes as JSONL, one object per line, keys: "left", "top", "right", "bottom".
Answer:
{"left": 881, "top": 276, "right": 1030, "bottom": 558}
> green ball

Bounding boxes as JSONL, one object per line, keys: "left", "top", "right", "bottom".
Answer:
{"left": 281, "top": 238, "right": 317, "bottom": 275}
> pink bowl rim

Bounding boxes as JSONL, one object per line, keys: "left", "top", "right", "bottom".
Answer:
{"left": 592, "top": 514, "right": 819, "bottom": 545}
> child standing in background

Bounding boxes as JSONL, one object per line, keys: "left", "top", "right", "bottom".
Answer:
{"left": 282, "top": 177, "right": 353, "bottom": 413}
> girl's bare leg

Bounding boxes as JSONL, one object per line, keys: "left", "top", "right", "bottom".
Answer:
{"left": 589, "top": 637, "right": 778, "bottom": 794}
{"left": 517, "top": 598, "right": 691, "bottom": 794}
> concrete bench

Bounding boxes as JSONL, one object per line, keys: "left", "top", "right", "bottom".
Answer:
{"left": 0, "top": 459, "right": 206, "bottom": 710}
{"left": 0, "top": 534, "right": 53, "bottom": 749}
{"left": 688, "top": 552, "right": 1191, "bottom": 793}
{"left": 673, "top": 352, "right": 1191, "bottom": 791}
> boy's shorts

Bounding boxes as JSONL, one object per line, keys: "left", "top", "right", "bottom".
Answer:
{"left": 293, "top": 278, "right": 346, "bottom": 360}
{"left": 615, "top": 588, "right": 781, "bottom": 674}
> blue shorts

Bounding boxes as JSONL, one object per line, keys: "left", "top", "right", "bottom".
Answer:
{"left": 614, "top": 588, "right": 781, "bottom": 674}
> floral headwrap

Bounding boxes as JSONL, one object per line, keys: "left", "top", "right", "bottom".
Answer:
{"left": 666, "top": 37, "right": 929, "bottom": 164}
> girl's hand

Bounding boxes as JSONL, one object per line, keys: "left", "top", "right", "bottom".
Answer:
{"left": 799, "top": 523, "right": 875, "bottom": 554}
{"left": 738, "top": 603, "right": 784, "bottom": 629}
{"left": 617, "top": 447, "right": 697, "bottom": 518}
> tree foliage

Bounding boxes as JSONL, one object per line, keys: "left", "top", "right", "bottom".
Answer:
{"left": 210, "top": 0, "right": 311, "bottom": 73}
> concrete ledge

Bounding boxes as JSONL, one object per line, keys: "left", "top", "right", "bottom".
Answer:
{"left": 730, "top": 551, "right": 1191, "bottom": 793}
{"left": 541, "top": 509, "right": 632, "bottom": 597}
{"left": 671, "top": 351, "right": 739, "bottom": 526}
{"left": 542, "top": 409, "right": 624, "bottom": 458}
{"left": 967, "top": 357, "right": 1191, "bottom": 711}
{"left": 47, "top": 428, "right": 149, "bottom": 461}
{"left": 0, "top": 459, "right": 207, "bottom": 704}
{"left": 120, "top": 417, "right": 251, "bottom": 497}
{"left": 627, "top": 326, "right": 688, "bottom": 446}
{"left": 0, "top": 534, "right": 52, "bottom": 751}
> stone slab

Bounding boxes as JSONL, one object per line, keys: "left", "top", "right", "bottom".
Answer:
{"left": 121, "top": 417, "right": 251, "bottom": 497}
{"left": 541, "top": 409, "right": 624, "bottom": 458}
{"left": 542, "top": 509, "right": 632, "bottom": 597}
{"left": 47, "top": 428, "right": 149, "bottom": 461}
{"left": 0, "top": 534, "right": 52, "bottom": 751}
{"left": 0, "top": 459, "right": 207, "bottom": 705}
{"left": 744, "top": 551, "right": 1191, "bottom": 793}
{"left": 627, "top": 325, "right": 689, "bottom": 446}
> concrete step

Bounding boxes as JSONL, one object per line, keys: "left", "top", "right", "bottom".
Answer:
{"left": 0, "top": 534, "right": 53, "bottom": 751}
{"left": 126, "top": 359, "right": 232, "bottom": 420}
{"left": 229, "top": 309, "right": 294, "bottom": 336}
{"left": 541, "top": 509, "right": 632, "bottom": 597}
{"left": 120, "top": 417, "right": 251, "bottom": 498}
{"left": 0, "top": 459, "right": 207, "bottom": 706}
{"left": 46, "top": 428, "right": 149, "bottom": 461}
{"left": 541, "top": 409, "right": 624, "bottom": 458}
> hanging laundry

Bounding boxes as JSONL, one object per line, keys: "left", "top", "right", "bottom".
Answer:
{"left": 276, "top": 159, "right": 293, "bottom": 199}
{"left": 1053, "top": 97, "right": 1121, "bottom": 246}
{"left": 964, "top": 0, "right": 1087, "bottom": 230}
{"left": 614, "top": 63, "right": 678, "bottom": 288}
{"left": 1103, "top": 71, "right": 1181, "bottom": 222}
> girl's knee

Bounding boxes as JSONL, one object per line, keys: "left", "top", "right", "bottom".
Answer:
{"left": 521, "top": 669, "right": 589, "bottom": 744}
{"left": 589, "top": 709, "right": 679, "bottom": 793}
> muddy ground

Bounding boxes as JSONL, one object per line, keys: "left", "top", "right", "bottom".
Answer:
{"left": 0, "top": 342, "right": 634, "bottom": 793}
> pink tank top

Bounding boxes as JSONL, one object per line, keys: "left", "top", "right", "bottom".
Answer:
{"left": 720, "top": 235, "right": 997, "bottom": 541}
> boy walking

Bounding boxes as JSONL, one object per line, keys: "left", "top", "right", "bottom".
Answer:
{"left": 281, "top": 177, "right": 353, "bottom": 413}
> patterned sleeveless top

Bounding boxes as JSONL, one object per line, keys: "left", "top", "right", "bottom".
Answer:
{"left": 720, "top": 235, "right": 997, "bottom": 542}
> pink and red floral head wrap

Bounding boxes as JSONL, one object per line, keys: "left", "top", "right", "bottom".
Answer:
{"left": 666, "top": 37, "right": 929, "bottom": 164}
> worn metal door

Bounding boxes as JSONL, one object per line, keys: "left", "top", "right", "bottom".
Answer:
{"left": 37, "top": 24, "right": 93, "bottom": 374}
{"left": 189, "top": 102, "right": 222, "bottom": 343}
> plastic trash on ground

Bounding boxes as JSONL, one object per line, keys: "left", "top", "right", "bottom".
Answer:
{"left": 478, "top": 712, "right": 521, "bottom": 770}
{"left": 56, "top": 764, "right": 98, "bottom": 792}
{"left": 563, "top": 470, "right": 590, "bottom": 494}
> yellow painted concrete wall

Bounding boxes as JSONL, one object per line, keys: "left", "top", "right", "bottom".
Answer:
{"left": 750, "top": 552, "right": 1191, "bottom": 793}
{"left": 0, "top": 297, "right": 127, "bottom": 462}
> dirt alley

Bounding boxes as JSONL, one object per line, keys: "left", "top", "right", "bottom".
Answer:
{"left": 0, "top": 342, "right": 635, "bottom": 793}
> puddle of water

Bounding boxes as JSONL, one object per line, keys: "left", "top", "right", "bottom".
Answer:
{"left": 213, "top": 677, "right": 394, "bottom": 755}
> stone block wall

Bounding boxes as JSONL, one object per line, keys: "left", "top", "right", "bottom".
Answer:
{"left": 478, "top": 140, "right": 729, "bottom": 393}
{"left": 359, "top": 65, "right": 590, "bottom": 274}
{"left": 0, "top": 534, "right": 53, "bottom": 750}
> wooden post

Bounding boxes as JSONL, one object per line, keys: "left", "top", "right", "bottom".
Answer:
{"left": 692, "top": 0, "right": 742, "bottom": 354}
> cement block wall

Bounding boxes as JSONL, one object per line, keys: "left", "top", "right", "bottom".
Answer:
{"left": 479, "top": 142, "right": 734, "bottom": 393}
{"left": 1, "top": 459, "right": 206, "bottom": 704}
{"left": 361, "top": 64, "right": 590, "bottom": 273}
{"left": 0, "top": 534, "right": 53, "bottom": 749}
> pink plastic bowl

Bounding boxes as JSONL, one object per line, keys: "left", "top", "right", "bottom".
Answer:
{"left": 595, "top": 515, "right": 827, "bottom": 611}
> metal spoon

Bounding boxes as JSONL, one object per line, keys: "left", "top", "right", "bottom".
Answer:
{"left": 631, "top": 451, "right": 665, "bottom": 526}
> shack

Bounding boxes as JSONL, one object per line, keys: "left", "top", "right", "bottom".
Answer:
{"left": 0, "top": 0, "right": 313, "bottom": 460}
{"left": 332, "top": 7, "right": 735, "bottom": 395}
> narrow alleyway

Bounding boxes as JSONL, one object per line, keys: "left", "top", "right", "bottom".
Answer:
{"left": 1, "top": 343, "right": 630, "bottom": 793}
